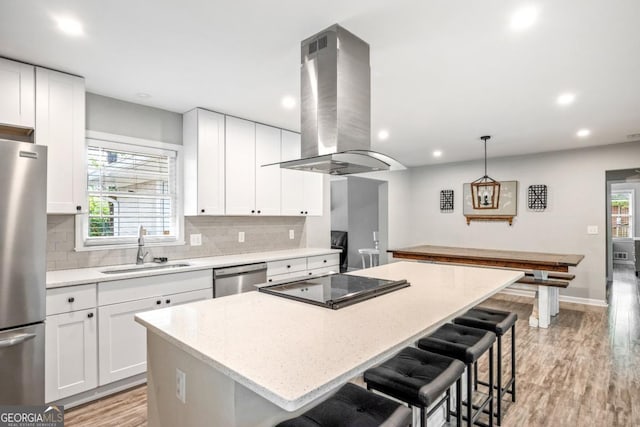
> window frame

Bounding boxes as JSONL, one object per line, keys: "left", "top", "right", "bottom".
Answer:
{"left": 611, "top": 189, "right": 634, "bottom": 240}
{"left": 75, "top": 131, "right": 184, "bottom": 251}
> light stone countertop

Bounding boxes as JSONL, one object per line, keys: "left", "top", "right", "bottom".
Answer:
{"left": 135, "top": 261, "right": 523, "bottom": 411}
{"left": 46, "top": 248, "right": 340, "bottom": 288}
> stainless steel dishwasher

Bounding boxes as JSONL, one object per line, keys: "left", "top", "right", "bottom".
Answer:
{"left": 213, "top": 263, "right": 267, "bottom": 298}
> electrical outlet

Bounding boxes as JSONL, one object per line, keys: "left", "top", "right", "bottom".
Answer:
{"left": 587, "top": 225, "right": 598, "bottom": 235}
{"left": 190, "top": 234, "right": 202, "bottom": 246}
{"left": 176, "top": 368, "right": 186, "bottom": 403}
{"left": 289, "top": 229, "right": 295, "bottom": 240}
{"left": 238, "top": 231, "right": 245, "bottom": 243}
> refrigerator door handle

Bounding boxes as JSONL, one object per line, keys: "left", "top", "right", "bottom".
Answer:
{"left": 0, "top": 333, "right": 36, "bottom": 348}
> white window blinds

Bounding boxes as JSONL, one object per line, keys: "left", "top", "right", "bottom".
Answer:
{"left": 86, "top": 140, "right": 178, "bottom": 245}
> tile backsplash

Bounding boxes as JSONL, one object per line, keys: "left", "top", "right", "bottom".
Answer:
{"left": 47, "top": 215, "right": 306, "bottom": 271}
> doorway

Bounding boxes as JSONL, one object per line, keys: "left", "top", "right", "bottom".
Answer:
{"left": 330, "top": 176, "right": 388, "bottom": 271}
{"left": 605, "top": 168, "right": 640, "bottom": 287}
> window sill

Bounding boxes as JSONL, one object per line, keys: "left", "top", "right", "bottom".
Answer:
{"left": 74, "top": 240, "right": 186, "bottom": 252}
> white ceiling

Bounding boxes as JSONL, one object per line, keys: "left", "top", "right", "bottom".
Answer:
{"left": 1, "top": 0, "right": 639, "bottom": 167}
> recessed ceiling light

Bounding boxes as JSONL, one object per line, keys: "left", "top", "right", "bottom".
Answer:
{"left": 509, "top": 5, "right": 539, "bottom": 31}
{"left": 54, "top": 16, "right": 84, "bottom": 37}
{"left": 135, "top": 92, "right": 151, "bottom": 99}
{"left": 556, "top": 92, "right": 576, "bottom": 106}
{"left": 433, "top": 150, "right": 442, "bottom": 158}
{"left": 377, "top": 129, "right": 389, "bottom": 140}
{"left": 576, "top": 129, "right": 591, "bottom": 138}
{"left": 281, "top": 96, "right": 296, "bottom": 109}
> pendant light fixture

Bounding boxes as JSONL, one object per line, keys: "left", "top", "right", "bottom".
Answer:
{"left": 471, "top": 135, "right": 501, "bottom": 209}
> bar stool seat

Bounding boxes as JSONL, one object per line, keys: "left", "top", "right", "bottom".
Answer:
{"left": 364, "top": 347, "right": 465, "bottom": 426}
{"left": 276, "top": 383, "right": 411, "bottom": 427}
{"left": 454, "top": 307, "right": 517, "bottom": 426}
{"left": 418, "top": 323, "right": 496, "bottom": 427}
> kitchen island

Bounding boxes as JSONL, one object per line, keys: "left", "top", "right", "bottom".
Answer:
{"left": 135, "top": 261, "right": 522, "bottom": 427}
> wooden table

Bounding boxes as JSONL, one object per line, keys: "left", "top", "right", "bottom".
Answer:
{"left": 389, "top": 245, "right": 584, "bottom": 328}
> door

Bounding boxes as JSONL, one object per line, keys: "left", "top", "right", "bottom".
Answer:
{"left": 0, "top": 323, "right": 45, "bottom": 404}
{"left": 225, "top": 116, "right": 256, "bottom": 214}
{"left": 45, "top": 309, "right": 97, "bottom": 402}
{"left": 281, "top": 130, "right": 304, "bottom": 215}
{"left": 255, "top": 124, "right": 281, "bottom": 215}
{"left": 0, "top": 58, "right": 34, "bottom": 128}
{"left": 98, "top": 297, "right": 161, "bottom": 385}
{"left": 35, "top": 67, "right": 86, "bottom": 214}
{"left": 0, "top": 141, "right": 47, "bottom": 330}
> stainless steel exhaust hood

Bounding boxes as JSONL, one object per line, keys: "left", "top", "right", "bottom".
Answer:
{"left": 277, "top": 24, "right": 405, "bottom": 175}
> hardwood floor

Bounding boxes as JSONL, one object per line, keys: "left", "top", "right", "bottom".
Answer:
{"left": 65, "top": 266, "right": 640, "bottom": 426}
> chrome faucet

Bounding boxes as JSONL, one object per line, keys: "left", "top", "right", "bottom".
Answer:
{"left": 136, "top": 226, "right": 149, "bottom": 265}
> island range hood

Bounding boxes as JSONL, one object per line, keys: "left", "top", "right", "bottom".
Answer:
{"left": 276, "top": 24, "right": 405, "bottom": 175}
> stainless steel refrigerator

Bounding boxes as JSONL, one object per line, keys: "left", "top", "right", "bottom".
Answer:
{"left": 0, "top": 139, "right": 47, "bottom": 404}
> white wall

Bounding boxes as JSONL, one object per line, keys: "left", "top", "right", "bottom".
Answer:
{"left": 86, "top": 93, "right": 183, "bottom": 144}
{"left": 397, "top": 142, "right": 640, "bottom": 303}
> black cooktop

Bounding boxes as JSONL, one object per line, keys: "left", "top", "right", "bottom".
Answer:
{"left": 259, "top": 273, "right": 409, "bottom": 310}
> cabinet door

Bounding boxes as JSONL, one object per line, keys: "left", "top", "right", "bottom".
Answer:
{"left": 281, "top": 130, "right": 304, "bottom": 215}
{"left": 98, "top": 297, "right": 161, "bottom": 385}
{"left": 0, "top": 58, "right": 34, "bottom": 129}
{"left": 225, "top": 116, "right": 256, "bottom": 215}
{"left": 164, "top": 288, "right": 212, "bottom": 306}
{"left": 45, "top": 309, "right": 97, "bottom": 402}
{"left": 35, "top": 67, "right": 86, "bottom": 214}
{"left": 184, "top": 109, "right": 225, "bottom": 215}
{"left": 304, "top": 173, "right": 324, "bottom": 216}
{"left": 255, "top": 124, "right": 281, "bottom": 215}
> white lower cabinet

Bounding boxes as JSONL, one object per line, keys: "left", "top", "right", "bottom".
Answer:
{"left": 45, "top": 308, "right": 97, "bottom": 402}
{"left": 97, "top": 270, "right": 214, "bottom": 386}
{"left": 266, "top": 253, "right": 340, "bottom": 284}
{"left": 98, "top": 296, "right": 160, "bottom": 386}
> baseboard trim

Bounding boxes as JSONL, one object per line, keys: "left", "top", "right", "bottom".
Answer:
{"left": 499, "top": 287, "right": 608, "bottom": 307}
{"left": 52, "top": 374, "right": 146, "bottom": 409}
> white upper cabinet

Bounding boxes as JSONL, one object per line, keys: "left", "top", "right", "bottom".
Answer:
{"left": 183, "top": 108, "right": 225, "bottom": 215}
{"left": 281, "top": 130, "right": 304, "bottom": 215}
{"left": 281, "top": 130, "right": 323, "bottom": 216}
{"left": 255, "top": 124, "right": 281, "bottom": 215}
{"left": 225, "top": 116, "right": 256, "bottom": 215}
{"left": 35, "top": 67, "right": 86, "bottom": 214}
{"left": 0, "top": 58, "right": 35, "bottom": 129}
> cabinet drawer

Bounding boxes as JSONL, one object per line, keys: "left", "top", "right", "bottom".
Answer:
{"left": 98, "top": 269, "right": 213, "bottom": 306}
{"left": 307, "top": 254, "right": 340, "bottom": 270}
{"left": 46, "top": 284, "right": 96, "bottom": 315}
{"left": 306, "top": 265, "right": 340, "bottom": 277}
{"left": 267, "top": 258, "right": 307, "bottom": 276}
{"left": 164, "top": 288, "right": 212, "bottom": 306}
{"left": 265, "top": 270, "right": 308, "bottom": 285}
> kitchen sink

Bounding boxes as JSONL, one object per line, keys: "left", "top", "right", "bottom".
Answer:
{"left": 101, "top": 263, "right": 191, "bottom": 275}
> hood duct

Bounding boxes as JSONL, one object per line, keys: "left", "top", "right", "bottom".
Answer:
{"left": 276, "top": 24, "right": 405, "bottom": 175}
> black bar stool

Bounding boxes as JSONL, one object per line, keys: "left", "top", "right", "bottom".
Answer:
{"left": 276, "top": 382, "right": 412, "bottom": 427}
{"left": 453, "top": 307, "right": 517, "bottom": 426}
{"left": 363, "top": 346, "right": 465, "bottom": 427}
{"left": 417, "top": 323, "right": 496, "bottom": 427}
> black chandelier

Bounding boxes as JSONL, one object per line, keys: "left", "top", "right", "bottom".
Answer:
{"left": 471, "top": 135, "right": 501, "bottom": 209}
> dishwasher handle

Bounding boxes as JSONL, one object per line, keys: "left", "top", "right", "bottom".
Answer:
{"left": 214, "top": 263, "right": 267, "bottom": 279}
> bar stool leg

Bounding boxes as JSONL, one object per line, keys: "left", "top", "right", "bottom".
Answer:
{"left": 466, "top": 363, "right": 472, "bottom": 427}
{"left": 497, "top": 335, "right": 502, "bottom": 426}
{"left": 474, "top": 362, "right": 478, "bottom": 391}
{"left": 489, "top": 346, "right": 494, "bottom": 427}
{"left": 456, "top": 378, "right": 462, "bottom": 427}
{"left": 511, "top": 324, "right": 516, "bottom": 403}
{"left": 446, "top": 389, "right": 451, "bottom": 423}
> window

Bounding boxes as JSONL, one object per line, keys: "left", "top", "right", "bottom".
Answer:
{"left": 80, "top": 135, "right": 182, "bottom": 248}
{"left": 611, "top": 190, "right": 634, "bottom": 238}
